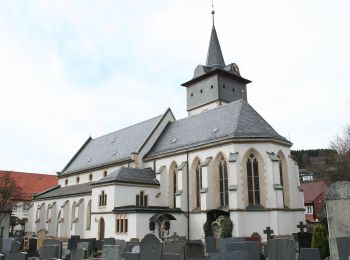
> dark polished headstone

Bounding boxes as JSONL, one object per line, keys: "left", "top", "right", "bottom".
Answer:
{"left": 9, "top": 252, "right": 28, "bottom": 260}
{"left": 299, "top": 248, "right": 321, "bottom": 260}
{"left": 115, "top": 239, "right": 126, "bottom": 253}
{"left": 0, "top": 235, "right": 2, "bottom": 254}
{"left": 125, "top": 241, "right": 140, "bottom": 252}
{"left": 79, "top": 238, "right": 96, "bottom": 256}
{"left": 164, "top": 239, "right": 186, "bottom": 260}
{"left": 28, "top": 238, "right": 37, "bottom": 257}
{"left": 336, "top": 237, "right": 350, "bottom": 260}
{"left": 140, "top": 233, "right": 162, "bottom": 260}
{"left": 68, "top": 235, "right": 80, "bottom": 250}
{"left": 298, "top": 232, "right": 312, "bottom": 250}
{"left": 96, "top": 240, "right": 103, "bottom": 250}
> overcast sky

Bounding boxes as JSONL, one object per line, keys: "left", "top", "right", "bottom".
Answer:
{"left": 0, "top": 0, "right": 349, "bottom": 174}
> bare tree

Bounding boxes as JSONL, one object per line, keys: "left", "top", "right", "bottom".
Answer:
{"left": 0, "top": 172, "right": 22, "bottom": 234}
{"left": 330, "top": 125, "right": 350, "bottom": 182}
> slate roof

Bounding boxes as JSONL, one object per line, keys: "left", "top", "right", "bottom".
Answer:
{"left": 0, "top": 171, "right": 58, "bottom": 201}
{"left": 94, "top": 167, "right": 159, "bottom": 186}
{"left": 33, "top": 182, "right": 93, "bottom": 200}
{"left": 146, "top": 100, "right": 290, "bottom": 157}
{"left": 61, "top": 114, "right": 165, "bottom": 175}
{"left": 206, "top": 26, "right": 225, "bottom": 68}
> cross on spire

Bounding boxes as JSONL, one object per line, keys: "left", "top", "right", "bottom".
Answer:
{"left": 297, "top": 221, "right": 307, "bottom": 233}
{"left": 211, "top": 0, "right": 215, "bottom": 27}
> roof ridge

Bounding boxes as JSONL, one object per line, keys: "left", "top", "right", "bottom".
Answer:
{"left": 92, "top": 113, "right": 164, "bottom": 141}
{"left": 175, "top": 99, "right": 243, "bottom": 123}
{"left": 0, "top": 170, "right": 56, "bottom": 176}
{"left": 233, "top": 100, "right": 245, "bottom": 137}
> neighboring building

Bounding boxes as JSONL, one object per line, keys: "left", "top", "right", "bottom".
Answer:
{"left": 299, "top": 169, "right": 314, "bottom": 182}
{"left": 28, "top": 21, "right": 305, "bottom": 241}
{"left": 301, "top": 181, "right": 327, "bottom": 222}
{"left": 0, "top": 170, "right": 58, "bottom": 234}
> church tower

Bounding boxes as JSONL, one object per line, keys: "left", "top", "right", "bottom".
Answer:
{"left": 182, "top": 15, "right": 252, "bottom": 116}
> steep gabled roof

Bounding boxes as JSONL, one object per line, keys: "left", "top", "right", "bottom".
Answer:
{"left": 146, "top": 100, "right": 290, "bottom": 158}
{"left": 93, "top": 167, "right": 159, "bottom": 186}
{"left": 60, "top": 111, "right": 169, "bottom": 175}
{"left": 301, "top": 181, "right": 327, "bottom": 204}
{"left": 0, "top": 171, "right": 58, "bottom": 201}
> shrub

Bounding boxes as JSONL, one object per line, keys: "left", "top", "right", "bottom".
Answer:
{"left": 221, "top": 216, "right": 233, "bottom": 238}
{"left": 311, "top": 224, "right": 330, "bottom": 259}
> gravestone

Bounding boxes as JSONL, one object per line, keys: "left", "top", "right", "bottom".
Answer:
{"left": 68, "top": 235, "right": 80, "bottom": 250}
{"left": 125, "top": 252, "right": 140, "bottom": 260}
{"left": 77, "top": 241, "right": 91, "bottom": 257}
{"left": 28, "top": 238, "right": 37, "bottom": 257}
{"left": 40, "top": 244, "right": 60, "bottom": 259}
{"left": 187, "top": 241, "right": 205, "bottom": 258}
{"left": 8, "top": 252, "right": 27, "bottom": 260}
{"left": 115, "top": 239, "right": 126, "bottom": 253}
{"left": 0, "top": 254, "right": 3, "bottom": 260}
{"left": 132, "top": 245, "right": 140, "bottom": 253}
{"left": 164, "top": 239, "right": 186, "bottom": 260}
{"left": 162, "top": 253, "right": 180, "bottom": 260}
{"left": 71, "top": 247, "right": 87, "bottom": 260}
{"left": 0, "top": 235, "right": 2, "bottom": 254}
{"left": 263, "top": 226, "right": 274, "bottom": 240}
{"left": 104, "top": 237, "right": 116, "bottom": 245}
{"left": 79, "top": 238, "right": 96, "bottom": 256}
{"left": 336, "top": 237, "right": 350, "bottom": 260}
{"left": 298, "top": 232, "right": 312, "bottom": 250}
{"left": 43, "top": 239, "right": 62, "bottom": 258}
{"left": 140, "top": 233, "right": 162, "bottom": 260}
{"left": 125, "top": 241, "right": 140, "bottom": 252}
{"left": 2, "top": 238, "right": 20, "bottom": 255}
{"left": 96, "top": 240, "right": 103, "bottom": 251}
{"left": 299, "top": 248, "right": 321, "bottom": 260}
{"left": 130, "top": 238, "right": 140, "bottom": 242}
{"left": 209, "top": 250, "right": 248, "bottom": 260}
{"left": 326, "top": 181, "right": 350, "bottom": 260}
{"left": 267, "top": 239, "right": 295, "bottom": 260}
{"left": 297, "top": 221, "right": 307, "bottom": 233}
{"left": 226, "top": 241, "right": 259, "bottom": 260}
{"left": 219, "top": 237, "right": 245, "bottom": 252}
{"left": 205, "top": 236, "right": 217, "bottom": 253}
{"left": 36, "top": 228, "right": 48, "bottom": 250}
{"left": 102, "top": 244, "right": 121, "bottom": 260}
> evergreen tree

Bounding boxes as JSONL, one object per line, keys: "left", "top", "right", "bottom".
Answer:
{"left": 221, "top": 216, "right": 233, "bottom": 238}
{"left": 311, "top": 224, "right": 330, "bottom": 259}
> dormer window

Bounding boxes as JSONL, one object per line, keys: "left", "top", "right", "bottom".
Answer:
{"left": 89, "top": 174, "right": 93, "bottom": 181}
{"left": 76, "top": 176, "right": 80, "bottom": 184}
{"left": 65, "top": 179, "right": 68, "bottom": 186}
{"left": 103, "top": 171, "right": 107, "bottom": 177}
{"left": 136, "top": 191, "right": 148, "bottom": 207}
{"left": 99, "top": 190, "right": 107, "bottom": 207}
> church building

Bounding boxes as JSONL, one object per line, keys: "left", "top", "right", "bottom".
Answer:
{"left": 28, "top": 17, "right": 305, "bottom": 241}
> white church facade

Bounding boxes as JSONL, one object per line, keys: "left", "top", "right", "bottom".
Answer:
{"left": 28, "top": 23, "right": 305, "bottom": 242}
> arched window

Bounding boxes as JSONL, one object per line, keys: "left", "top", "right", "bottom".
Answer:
{"left": 247, "top": 154, "right": 260, "bottom": 206}
{"left": 195, "top": 165, "right": 202, "bottom": 208}
{"left": 219, "top": 157, "right": 229, "bottom": 207}
{"left": 71, "top": 202, "right": 76, "bottom": 229}
{"left": 173, "top": 168, "right": 177, "bottom": 208}
{"left": 86, "top": 200, "right": 91, "bottom": 230}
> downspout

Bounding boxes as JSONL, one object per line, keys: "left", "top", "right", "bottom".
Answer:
{"left": 186, "top": 151, "right": 190, "bottom": 244}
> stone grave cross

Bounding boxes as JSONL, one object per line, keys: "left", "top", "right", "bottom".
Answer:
{"left": 263, "top": 226, "right": 274, "bottom": 240}
{"left": 297, "top": 221, "right": 307, "bottom": 233}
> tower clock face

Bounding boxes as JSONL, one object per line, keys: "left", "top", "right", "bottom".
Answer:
{"left": 231, "top": 63, "right": 239, "bottom": 74}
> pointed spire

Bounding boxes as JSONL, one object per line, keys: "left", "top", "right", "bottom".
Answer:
{"left": 206, "top": 26, "right": 225, "bottom": 68}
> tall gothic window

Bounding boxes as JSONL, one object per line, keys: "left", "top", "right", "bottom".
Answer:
{"left": 173, "top": 168, "right": 177, "bottom": 208}
{"left": 195, "top": 165, "right": 202, "bottom": 208}
{"left": 278, "top": 155, "right": 285, "bottom": 206}
{"left": 219, "top": 157, "right": 229, "bottom": 207}
{"left": 247, "top": 154, "right": 260, "bottom": 206}
{"left": 86, "top": 200, "right": 92, "bottom": 230}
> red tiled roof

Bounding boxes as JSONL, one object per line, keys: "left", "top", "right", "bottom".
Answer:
{"left": 0, "top": 170, "right": 58, "bottom": 201}
{"left": 301, "top": 181, "right": 327, "bottom": 204}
